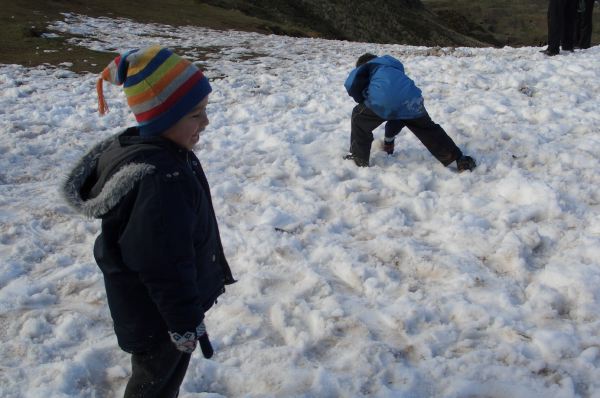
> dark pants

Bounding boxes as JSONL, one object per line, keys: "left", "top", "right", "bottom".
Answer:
{"left": 575, "top": 0, "right": 595, "bottom": 48}
{"left": 547, "top": 0, "right": 578, "bottom": 52}
{"left": 349, "top": 103, "right": 462, "bottom": 166}
{"left": 124, "top": 340, "right": 191, "bottom": 398}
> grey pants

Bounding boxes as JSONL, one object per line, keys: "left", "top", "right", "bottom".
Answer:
{"left": 349, "top": 103, "right": 462, "bottom": 166}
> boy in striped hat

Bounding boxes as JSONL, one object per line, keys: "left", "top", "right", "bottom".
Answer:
{"left": 62, "top": 46, "right": 235, "bottom": 397}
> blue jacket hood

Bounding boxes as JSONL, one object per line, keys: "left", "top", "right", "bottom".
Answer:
{"left": 369, "top": 55, "right": 406, "bottom": 72}
{"left": 344, "top": 55, "right": 425, "bottom": 120}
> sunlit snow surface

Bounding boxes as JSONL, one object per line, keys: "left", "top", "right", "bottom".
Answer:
{"left": 1, "top": 13, "right": 600, "bottom": 398}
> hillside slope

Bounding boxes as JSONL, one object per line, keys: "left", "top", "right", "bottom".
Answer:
{"left": 0, "top": 0, "right": 484, "bottom": 72}
{"left": 423, "top": 0, "right": 600, "bottom": 46}
{"left": 200, "top": 0, "right": 485, "bottom": 46}
{"left": 1, "top": 0, "right": 598, "bottom": 72}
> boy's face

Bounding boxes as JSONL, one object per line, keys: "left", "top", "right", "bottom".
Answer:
{"left": 162, "top": 96, "right": 209, "bottom": 150}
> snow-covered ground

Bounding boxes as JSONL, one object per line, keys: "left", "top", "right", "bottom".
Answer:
{"left": 1, "top": 13, "right": 600, "bottom": 398}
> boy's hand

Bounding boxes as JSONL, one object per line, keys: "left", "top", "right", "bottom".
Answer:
{"left": 169, "top": 321, "right": 214, "bottom": 358}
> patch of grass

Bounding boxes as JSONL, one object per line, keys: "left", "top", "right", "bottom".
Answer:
{"left": 0, "top": 1, "right": 109, "bottom": 72}
{"left": 0, "top": 0, "right": 311, "bottom": 73}
{"left": 422, "top": 0, "right": 600, "bottom": 46}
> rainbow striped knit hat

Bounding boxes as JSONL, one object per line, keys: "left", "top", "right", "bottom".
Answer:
{"left": 96, "top": 45, "right": 212, "bottom": 136}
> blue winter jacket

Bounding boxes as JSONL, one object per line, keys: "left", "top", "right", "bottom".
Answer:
{"left": 344, "top": 55, "right": 426, "bottom": 120}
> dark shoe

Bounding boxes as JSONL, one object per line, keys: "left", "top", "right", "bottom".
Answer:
{"left": 382, "top": 141, "right": 394, "bottom": 155}
{"left": 343, "top": 154, "right": 369, "bottom": 167}
{"left": 540, "top": 49, "right": 559, "bottom": 56}
{"left": 562, "top": 47, "right": 574, "bottom": 52}
{"left": 456, "top": 155, "right": 476, "bottom": 172}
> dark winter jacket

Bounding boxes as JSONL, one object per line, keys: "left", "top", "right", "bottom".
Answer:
{"left": 62, "top": 128, "right": 235, "bottom": 353}
{"left": 344, "top": 55, "right": 426, "bottom": 120}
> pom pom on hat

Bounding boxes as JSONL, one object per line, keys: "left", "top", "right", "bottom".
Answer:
{"left": 96, "top": 45, "right": 212, "bottom": 136}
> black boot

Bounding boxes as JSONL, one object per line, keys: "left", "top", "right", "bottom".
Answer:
{"left": 540, "top": 48, "right": 559, "bottom": 56}
{"left": 456, "top": 155, "right": 476, "bottom": 172}
{"left": 382, "top": 139, "right": 394, "bottom": 155}
{"left": 343, "top": 154, "right": 369, "bottom": 167}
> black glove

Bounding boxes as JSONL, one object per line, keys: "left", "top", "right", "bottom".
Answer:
{"left": 198, "top": 331, "right": 214, "bottom": 359}
{"left": 168, "top": 321, "right": 214, "bottom": 358}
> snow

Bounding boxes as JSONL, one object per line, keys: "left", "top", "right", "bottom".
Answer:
{"left": 1, "top": 12, "right": 600, "bottom": 398}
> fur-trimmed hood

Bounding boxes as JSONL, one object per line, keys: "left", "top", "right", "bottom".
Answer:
{"left": 61, "top": 131, "right": 157, "bottom": 219}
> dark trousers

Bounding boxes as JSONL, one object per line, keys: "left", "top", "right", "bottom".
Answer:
{"left": 575, "top": 0, "right": 595, "bottom": 48}
{"left": 124, "top": 340, "right": 191, "bottom": 398}
{"left": 547, "top": 0, "right": 578, "bottom": 52}
{"left": 349, "top": 103, "right": 462, "bottom": 166}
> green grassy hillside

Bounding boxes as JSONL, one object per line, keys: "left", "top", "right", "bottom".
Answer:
{"left": 200, "top": 0, "right": 484, "bottom": 46}
{"left": 0, "top": 0, "right": 310, "bottom": 72}
{"left": 0, "top": 0, "right": 597, "bottom": 72}
{"left": 422, "top": 0, "right": 600, "bottom": 47}
{"left": 0, "top": 0, "right": 485, "bottom": 72}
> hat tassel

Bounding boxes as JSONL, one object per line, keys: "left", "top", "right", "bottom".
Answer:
{"left": 96, "top": 78, "right": 109, "bottom": 115}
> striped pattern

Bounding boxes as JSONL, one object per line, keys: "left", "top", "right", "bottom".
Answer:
{"left": 101, "top": 55, "right": 121, "bottom": 83}
{"left": 98, "top": 46, "right": 211, "bottom": 136}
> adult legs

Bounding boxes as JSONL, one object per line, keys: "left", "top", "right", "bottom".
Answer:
{"left": 403, "top": 113, "right": 463, "bottom": 166}
{"left": 562, "top": 0, "right": 578, "bottom": 50}
{"left": 547, "top": 0, "right": 565, "bottom": 53}
{"left": 349, "top": 103, "right": 385, "bottom": 164}
{"left": 578, "top": 0, "right": 595, "bottom": 48}
{"left": 575, "top": 10, "right": 583, "bottom": 45}
{"left": 124, "top": 340, "right": 192, "bottom": 398}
